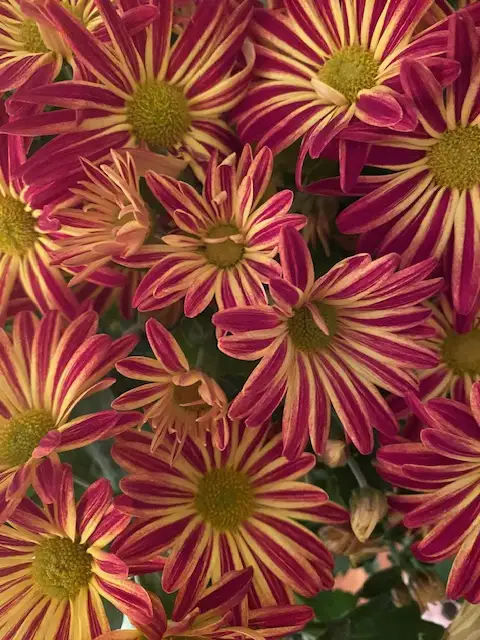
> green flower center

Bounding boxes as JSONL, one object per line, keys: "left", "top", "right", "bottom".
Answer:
{"left": 173, "top": 382, "right": 210, "bottom": 415}
{"left": 205, "top": 224, "right": 244, "bottom": 268}
{"left": 32, "top": 536, "right": 92, "bottom": 600}
{"left": 318, "top": 45, "right": 379, "bottom": 103}
{"left": 0, "top": 194, "right": 37, "bottom": 256}
{"left": 20, "top": 19, "right": 49, "bottom": 53}
{"left": 427, "top": 126, "right": 480, "bottom": 190}
{"left": 195, "top": 467, "right": 255, "bottom": 532}
{"left": 126, "top": 82, "right": 191, "bottom": 150}
{"left": 442, "top": 328, "right": 480, "bottom": 376}
{"left": 287, "top": 302, "right": 337, "bottom": 353}
{"left": 0, "top": 409, "right": 56, "bottom": 467}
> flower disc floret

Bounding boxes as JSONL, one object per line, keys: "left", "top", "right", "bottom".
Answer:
{"left": 287, "top": 303, "right": 337, "bottom": 353}
{"left": 318, "top": 45, "right": 380, "bottom": 103}
{"left": 20, "top": 19, "right": 49, "bottom": 53}
{"left": 127, "top": 82, "right": 191, "bottom": 150}
{"left": 0, "top": 409, "right": 55, "bottom": 467}
{"left": 427, "top": 126, "right": 480, "bottom": 190}
{"left": 194, "top": 467, "right": 255, "bottom": 532}
{"left": 0, "top": 194, "right": 37, "bottom": 255}
{"left": 442, "top": 329, "right": 480, "bottom": 376}
{"left": 205, "top": 224, "right": 244, "bottom": 268}
{"left": 32, "top": 536, "right": 92, "bottom": 599}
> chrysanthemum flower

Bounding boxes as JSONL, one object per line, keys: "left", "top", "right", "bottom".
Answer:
{"left": 134, "top": 146, "right": 306, "bottom": 317}
{"left": 2, "top": 0, "right": 255, "bottom": 184}
{"left": 232, "top": 0, "right": 455, "bottom": 189}
{"left": 422, "top": 0, "right": 478, "bottom": 27}
{"left": 96, "top": 567, "right": 313, "bottom": 640}
{"left": 334, "top": 14, "right": 480, "bottom": 314}
{"left": 0, "top": 309, "right": 141, "bottom": 522}
{"left": 0, "top": 100, "right": 80, "bottom": 321}
{"left": 0, "top": 463, "right": 152, "bottom": 639}
{"left": 0, "top": 0, "right": 100, "bottom": 93}
{"left": 111, "top": 420, "right": 349, "bottom": 606}
{"left": 50, "top": 149, "right": 175, "bottom": 286}
{"left": 389, "top": 294, "right": 480, "bottom": 429}
{"left": 113, "top": 318, "right": 229, "bottom": 455}
{"left": 213, "top": 227, "right": 442, "bottom": 458}
{"left": 377, "top": 383, "right": 480, "bottom": 603}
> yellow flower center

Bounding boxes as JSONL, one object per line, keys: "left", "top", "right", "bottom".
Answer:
{"left": 20, "top": 19, "right": 49, "bottom": 53}
{"left": 0, "top": 194, "right": 37, "bottom": 256}
{"left": 427, "top": 126, "right": 480, "bottom": 190}
{"left": 195, "top": 467, "right": 255, "bottom": 532}
{"left": 173, "top": 382, "right": 210, "bottom": 415}
{"left": 318, "top": 45, "right": 379, "bottom": 103}
{"left": 126, "top": 82, "right": 191, "bottom": 150}
{"left": 205, "top": 224, "right": 244, "bottom": 268}
{"left": 0, "top": 409, "right": 56, "bottom": 467}
{"left": 287, "top": 302, "right": 337, "bottom": 353}
{"left": 442, "top": 328, "right": 480, "bottom": 376}
{"left": 32, "top": 536, "right": 92, "bottom": 599}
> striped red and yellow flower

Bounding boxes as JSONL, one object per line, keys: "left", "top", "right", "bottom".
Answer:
{"left": 134, "top": 146, "right": 305, "bottom": 316}
{"left": 422, "top": 0, "right": 479, "bottom": 27}
{"left": 49, "top": 150, "right": 174, "bottom": 287}
{"left": 110, "top": 419, "right": 349, "bottom": 606}
{"left": 377, "top": 383, "right": 480, "bottom": 603}
{"left": 96, "top": 567, "right": 313, "bottom": 640}
{"left": 0, "top": 309, "right": 140, "bottom": 523}
{"left": 1, "top": 0, "right": 254, "bottom": 184}
{"left": 332, "top": 13, "right": 480, "bottom": 314}
{"left": 0, "top": 463, "right": 152, "bottom": 639}
{"left": 232, "top": 0, "right": 454, "bottom": 189}
{"left": 113, "top": 318, "right": 229, "bottom": 455}
{"left": 213, "top": 227, "right": 442, "bottom": 458}
{"left": 0, "top": 99, "right": 80, "bottom": 322}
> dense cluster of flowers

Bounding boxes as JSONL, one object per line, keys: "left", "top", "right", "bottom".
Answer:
{"left": 2, "top": 0, "right": 480, "bottom": 637}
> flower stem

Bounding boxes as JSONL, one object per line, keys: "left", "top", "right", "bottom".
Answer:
{"left": 347, "top": 457, "right": 368, "bottom": 488}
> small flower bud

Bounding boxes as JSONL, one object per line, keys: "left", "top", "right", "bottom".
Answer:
{"left": 349, "top": 487, "right": 388, "bottom": 542}
{"left": 391, "top": 585, "right": 412, "bottom": 608}
{"left": 445, "top": 602, "right": 479, "bottom": 639}
{"left": 319, "top": 526, "right": 360, "bottom": 556}
{"left": 408, "top": 570, "right": 445, "bottom": 611}
{"left": 321, "top": 440, "right": 348, "bottom": 468}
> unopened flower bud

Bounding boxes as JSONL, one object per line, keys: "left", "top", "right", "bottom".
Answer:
{"left": 321, "top": 440, "right": 348, "bottom": 468}
{"left": 350, "top": 487, "right": 388, "bottom": 542}
{"left": 319, "top": 526, "right": 360, "bottom": 556}
{"left": 408, "top": 570, "right": 445, "bottom": 611}
{"left": 391, "top": 585, "right": 412, "bottom": 608}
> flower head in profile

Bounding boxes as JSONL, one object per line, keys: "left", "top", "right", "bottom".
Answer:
{"left": 50, "top": 150, "right": 173, "bottom": 287}
{"left": 214, "top": 227, "right": 441, "bottom": 458}
{"left": 134, "top": 146, "right": 306, "bottom": 317}
{"left": 334, "top": 14, "right": 480, "bottom": 314}
{"left": 113, "top": 318, "right": 229, "bottom": 455}
{"left": 96, "top": 568, "right": 313, "bottom": 640}
{"left": 0, "top": 464, "right": 152, "bottom": 639}
{"left": 0, "top": 309, "right": 140, "bottom": 522}
{"left": 377, "top": 382, "right": 480, "bottom": 603}
{"left": 2, "top": 0, "right": 254, "bottom": 184}
{"left": 111, "top": 420, "right": 349, "bottom": 606}
{"left": 233, "top": 0, "right": 456, "bottom": 189}
{"left": 0, "top": 99, "right": 80, "bottom": 322}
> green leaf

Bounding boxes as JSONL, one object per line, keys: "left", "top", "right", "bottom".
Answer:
{"left": 360, "top": 568, "right": 403, "bottom": 598}
{"left": 302, "top": 590, "right": 358, "bottom": 623}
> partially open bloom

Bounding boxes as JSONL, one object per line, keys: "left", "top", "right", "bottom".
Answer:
{"left": 50, "top": 150, "right": 171, "bottom": 286}
{"left": 0, "top": 309, "right": 140, "bottom": 522}
{"left": 134, "top": 146, "right": 305, "bottom": 316}
{"left": 214, "top": 227, "right": 441, "bottom": 458}
{"left": 0, "top": 100, "right": 79, "bottom": 322}
{"left": 96, "top": 568, "right": 313, "bottom": 640}
{"left": 2, "top": 0, "right": 254, "bottom": 183}
{"left": 111, "top": 420, "right": 349, "bottom": 606}
{"left": 233, "top": 0, "right": 454, "bottom": 188}
{"left": 113, "top": 318, "right": 229, "bottom": 456}
{"left": 377, "top": 383, "right": 480, "bottom": 602}
{"left": 334, "top": 14, "right": 480, "bottom": 314}
{"left": 0, "top": 464, "right": 152, "bottom": 639}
